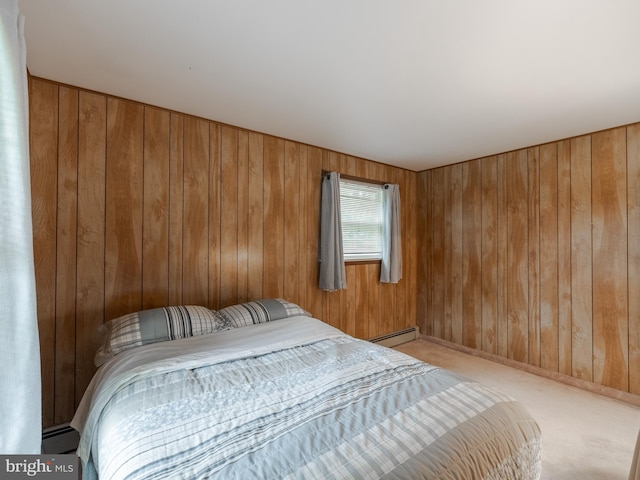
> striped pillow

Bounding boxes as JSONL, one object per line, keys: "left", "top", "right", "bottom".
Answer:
{"left": 215, "top": 299, "right": 310, "bottom": 328}
{"left": 94, "top": 305, "right": 229, "bottom": 366}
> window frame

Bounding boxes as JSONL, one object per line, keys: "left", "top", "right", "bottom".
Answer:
{"left": 335, "top": 173, "right": 386, "bottom": 265}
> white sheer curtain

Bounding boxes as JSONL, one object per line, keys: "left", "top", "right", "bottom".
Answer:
{"left": 380, "top": 184, "right": 402, "bottom": 283}
{"left": 0, "top": 0, "right": 42, "bottom": 453}
{"left": 319, "top": 172, "right": 347, "bottom": 291}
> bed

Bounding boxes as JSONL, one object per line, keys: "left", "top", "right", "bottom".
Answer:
{"left": 71, "top": 300, "right": 542, "bottom": 480}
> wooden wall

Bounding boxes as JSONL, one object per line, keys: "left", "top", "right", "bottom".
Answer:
{"left": 28, "top": 77, "right": 417, "bottom": 428}
{"left": 32, "top": 72, "right": 640, "bottom": 428}
{"left": 417, "top": 122, "right": 640, "bottom": 396}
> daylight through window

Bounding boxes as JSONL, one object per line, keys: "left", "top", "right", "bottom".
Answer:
{"left": 339, "top": 178, "right": 383, "bottom": 261}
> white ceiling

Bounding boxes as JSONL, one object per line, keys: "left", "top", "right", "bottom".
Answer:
{"left": 19, "top": 0, "right": 640, "bottom": 171}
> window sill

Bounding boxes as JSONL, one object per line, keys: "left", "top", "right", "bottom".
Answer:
{"left": 345, "top": 259, "right": 381, "bottom": 266}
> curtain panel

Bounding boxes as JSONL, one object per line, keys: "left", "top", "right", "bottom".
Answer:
{"left": 318, "top": 172, "right": 347, "bottom": 291}
{"left": 0, "top": 0, "right": 42, "bottom": 453}
{"left": 380, "top": 183, "right": 402, "bottom": 283}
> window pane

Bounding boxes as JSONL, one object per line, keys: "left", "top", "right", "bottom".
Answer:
{"left": 339, "top": 178, "right": 383, "bottom": 261}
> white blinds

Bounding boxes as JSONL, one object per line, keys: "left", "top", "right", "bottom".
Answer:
{"left": 339, "top": 178, "right": 383, "bottom": 261}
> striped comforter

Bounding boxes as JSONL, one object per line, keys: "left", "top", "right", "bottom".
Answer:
{"left": 72, "top": 317, "right": 541, "bottom": 480}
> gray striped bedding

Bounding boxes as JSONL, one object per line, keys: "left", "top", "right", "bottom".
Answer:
{"left": 72, "top": 316, "right": 541, "bottom": 480}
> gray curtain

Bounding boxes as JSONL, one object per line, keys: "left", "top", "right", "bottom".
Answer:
{"left": 319, "top": 172, "right": 347, "bottom": 290}
{"left": 0, "top": 0, "right": 42, "bottom": 453}
{"left": 380, "top": 184, "right": 402, "bottom": 283}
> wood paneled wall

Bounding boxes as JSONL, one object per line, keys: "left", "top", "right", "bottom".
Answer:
{"left": 29, "top": 77, "right": 417, "bottom": 428}
{"left": 417, "top": 123, "right": 640, "bottom": 396}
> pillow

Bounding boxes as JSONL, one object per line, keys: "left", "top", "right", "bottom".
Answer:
{"left": 214, "top": 298, "right": 310, "bottom": 328}
{"left": 94, "top": 305, "right": 229, "bottom": 366}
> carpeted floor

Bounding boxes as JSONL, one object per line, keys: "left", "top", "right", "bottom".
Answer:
{"left": 394, "top": 338, "right": 640, "bottom": 480}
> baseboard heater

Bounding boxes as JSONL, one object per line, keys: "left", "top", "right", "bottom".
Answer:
{"left": 369, "top": 326, "right": 419, "bottom": 348}
{"left": 42, "top": 423, "right": 80, "bottom": 454}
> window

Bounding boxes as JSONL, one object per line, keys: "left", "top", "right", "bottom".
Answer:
{"left": 339, "top": 178, "right": 384, "bottom": 261}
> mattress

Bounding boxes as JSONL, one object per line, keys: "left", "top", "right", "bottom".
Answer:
{"left": 72, "top": 316, "right": 541, "bottom": 479}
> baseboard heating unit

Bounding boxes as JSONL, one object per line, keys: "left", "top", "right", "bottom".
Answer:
{"left": 369, "top": 326, "right": 419, "bottom": 348}
{"left": 42, "top": 423, "right": 80, "bottom": 454}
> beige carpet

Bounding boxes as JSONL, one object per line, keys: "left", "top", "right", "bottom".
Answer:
{"left": 394, "top": 338, "right": 640, "bottom": 480}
